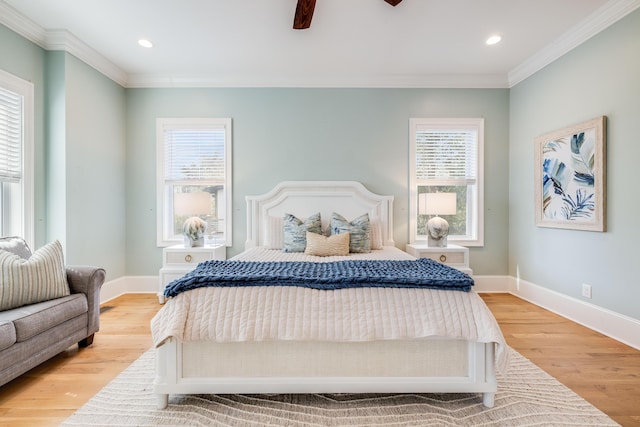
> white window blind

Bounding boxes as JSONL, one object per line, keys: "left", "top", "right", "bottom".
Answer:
{"left": 163, "top": 126, "right": 226, "bottom": 183}
{"left": 415, "top": 128, "right": 477, "bottom": 184}
{"left": 0, "top": 87, "right": 22, "bottom": 184}
{"left": 156, "top": 117, "right": 232, "bottom": 247}
{"left": 409, "top": 118, "right": 484, "bottom": 246}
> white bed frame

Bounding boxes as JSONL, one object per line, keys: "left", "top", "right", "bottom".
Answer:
{"left": 154, "top": 181, "right": 497, "bottom": 409}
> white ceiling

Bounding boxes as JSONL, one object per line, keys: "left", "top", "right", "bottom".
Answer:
{"left": 2, "top": 0, "right": 638, "bottom": 88}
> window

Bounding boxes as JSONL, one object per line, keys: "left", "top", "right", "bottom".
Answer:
{"left": 0, "top": 69, "right": 33, "bottom": 244}
{"left": 156, "top": 118, "right": 232, "bottom": 247}
{"left": 409, "top": 118, "right": 484, "bottom": 246}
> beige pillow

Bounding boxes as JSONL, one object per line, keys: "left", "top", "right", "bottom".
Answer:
{"left": 0, "top": 240, "right": 70, "bottom": 311}
{"left": 304, "top": 231, "right": 350, "bottom": 257}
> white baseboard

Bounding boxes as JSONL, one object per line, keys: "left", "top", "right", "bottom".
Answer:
{"left": 507, "top": 276, "right": 640, "bottom": 351}
{"left": 472, "top": 275, "right": 512, "bottom": 293}
{"left": 100, "top": 276, "right": 158, "bottom": 304}
{"left": 112, "top": 274, "right": 640, "bottom": 351}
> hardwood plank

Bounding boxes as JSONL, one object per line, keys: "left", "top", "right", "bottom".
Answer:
{"left": 0, "top": 293, "right": 160, "bottom": 427}
{"left": 481, "top": 293, "right": 640, "bottom": 427}
{"left": 0, "top": 293, "right": 638, "bottom": 426}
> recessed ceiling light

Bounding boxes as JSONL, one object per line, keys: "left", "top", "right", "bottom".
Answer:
{"left": 486, "top": 35, "right": 502, "bottom": 45}
{"left": 138, "top": 39, "right": 153, "bottom": 48}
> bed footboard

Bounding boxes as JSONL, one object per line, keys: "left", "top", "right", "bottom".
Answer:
{"left": 153, "top": 338, "right": 497, "bottom": 409}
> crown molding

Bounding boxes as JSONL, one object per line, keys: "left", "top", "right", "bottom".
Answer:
{"left": 0, "top": 1, "right": 127, "bottom": 86}
{"left": 0, "top": 1, "right": 46, "bottom": 47}
{"left": 125, "top": 72, "right": 509, "bottom": 89}
{"left": 44, "top": 30, "right": 128, "bottom": 86}
{"left": 2, "top": 0, "right": 638, "bottom": 89}
{"left": 0, "top": 0, "right": 507, "bottom": 89}
{"left": 508, "top": 0, "right": 640, "bottom": 87}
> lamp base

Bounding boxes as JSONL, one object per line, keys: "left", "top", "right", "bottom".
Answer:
{"left": 427, "top": 235, "right": 448, "bottom": 247}
{"left": 184, "top": 236, "right": 205, "bottom": 248}
{"left": 426, "top": 216, "right": 449, "bottom": 247}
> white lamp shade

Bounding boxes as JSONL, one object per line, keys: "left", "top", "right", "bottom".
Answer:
{"left": 418, "top": 192, "right": 457, "bottom": 216}
{"left": 174, "top": 192, "right": 211, "bottom": 216}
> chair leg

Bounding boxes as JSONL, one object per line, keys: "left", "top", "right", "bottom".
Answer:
{"left": 79, "top": 333, "right": 95, "bottom": 348}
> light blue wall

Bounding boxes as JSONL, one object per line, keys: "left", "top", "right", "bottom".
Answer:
{"left": 1, "top": 24, "right": 127, "bottom": 280}
{"left": 125, "top": 88, "right": 510, "bottom": 275}
{"left": 62, "top": 54, "right": 127, "bottom": 278}
{"left": 4, "top": 7, "right": 639, "bottom": 321}
{"left": 44, "top": 52, "right": 67, "bottom": 250}
{"left": 11, "top": 11, "right": 638, "bottom": 321}
{"left": 509, "top": 9, "right": 640, "bottom": 319}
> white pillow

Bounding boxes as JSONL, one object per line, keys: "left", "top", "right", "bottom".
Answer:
{"left": 264, "top": 216, "right": 284, "bottom": 249}
{"left": 0, "top": 240, "right": 70, "bottom": 311}
{"left": 0, "top": 236, "right": 32, "bottom": 259}
{"left": 304, "top": 231, "right": 350, "bottom": 257}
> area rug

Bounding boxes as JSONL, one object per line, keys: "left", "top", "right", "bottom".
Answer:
{"left": 60, "top": 348, "right": 618, "bottom": 426}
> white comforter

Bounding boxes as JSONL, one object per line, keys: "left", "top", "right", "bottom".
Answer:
{"left": 151, "top": 247, "right": 509, "bottom": 372}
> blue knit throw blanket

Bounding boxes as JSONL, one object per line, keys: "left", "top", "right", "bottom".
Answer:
{"left": 164, "top": 258, "right": 473, "bottom": 298}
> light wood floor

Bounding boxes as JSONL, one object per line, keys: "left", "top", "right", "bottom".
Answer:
{"left": 482, "top": 293, "right": 640, "bottom": 427}
{"left": 0, "top": 293, "right": 638, "bottom": 426}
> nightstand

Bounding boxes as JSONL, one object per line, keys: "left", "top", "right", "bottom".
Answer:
{"left": 158, "top": 244, "right": 226, "bottom": 303}
{"left": 405, "top": 243, "right": 473, "bottom": 276}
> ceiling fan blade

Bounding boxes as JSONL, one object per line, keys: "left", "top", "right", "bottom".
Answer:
{"left": 293, "top": 0, "right": 316, "bottom": 29}
{"left": 384, "top": 0, "right": 403, "bottom": 5}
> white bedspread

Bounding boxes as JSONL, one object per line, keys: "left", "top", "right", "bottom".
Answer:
{"left": 151, "top": 247, "right": 508, "bottom": 372}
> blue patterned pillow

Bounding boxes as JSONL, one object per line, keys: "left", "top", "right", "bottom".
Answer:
{"left": 283, "top": 212, "right": 322, "bottom": 252}
{"left": 330, "top": 212, "right": 371, "bottom": 253}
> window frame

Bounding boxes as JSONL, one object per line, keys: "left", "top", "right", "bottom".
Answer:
{"left": 409, "top": 117, "right": 484, "bottom": 247}
{"left": 0, "top": 69, "right": 34, "bottom": 246}
{"left": 156, "top": 117, "right": 232, "bottom": 247}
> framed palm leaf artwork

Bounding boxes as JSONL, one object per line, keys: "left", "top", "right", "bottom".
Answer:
{"left": 534, "top": 116, "right": 606, "bottom": 231}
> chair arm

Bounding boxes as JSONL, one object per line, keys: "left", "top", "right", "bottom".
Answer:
{"left": 66, "top": 266, "right": 106, "bottom": 336}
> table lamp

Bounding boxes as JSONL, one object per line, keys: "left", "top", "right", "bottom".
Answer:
{"left": 419, "top": 192, "right": 457, "bottom": 247}
{"left": 174, "top": 192, "right": 211, "bottom": 247}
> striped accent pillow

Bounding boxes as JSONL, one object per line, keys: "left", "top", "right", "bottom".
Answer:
{"left": 0, "top": 240, "right": 70, "bottom": 311}
{"left": 330, "top": 212, "right": 371, "bottom": 253}
{"left": 283, "top": 212, "right": 322, "bottom": 253}
{"left": 304, "top": 231, "right": 350, "bottom": 257}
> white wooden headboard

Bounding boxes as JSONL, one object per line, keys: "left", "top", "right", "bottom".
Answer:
{"left": 245, "top": 181, "right": 394, "bottom": 250}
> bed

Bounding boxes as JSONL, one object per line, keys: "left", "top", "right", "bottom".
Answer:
{"left": 151, "top": 181, "right": 508, "bottom": 409}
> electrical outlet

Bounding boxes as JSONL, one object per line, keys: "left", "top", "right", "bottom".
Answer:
{"left": 582, "top": 283, "right": 592, "bottom": 299}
